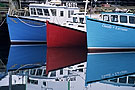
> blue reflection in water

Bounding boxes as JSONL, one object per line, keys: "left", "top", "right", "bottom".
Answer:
{"left": 7, "top": 45, "right": 47, "bottom": 71}
{"left": 86, "top": 52, "right": 135, "bottom": 84}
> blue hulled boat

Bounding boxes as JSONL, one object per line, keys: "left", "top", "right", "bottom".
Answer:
{"left": 7, "top": 0, "right": 79, "bottom": 44}
{"left": 7, "top": 15, "right": 46, "bottom": 44}
{"left": 86, "top": 13, "right": 135, "bottom": 50}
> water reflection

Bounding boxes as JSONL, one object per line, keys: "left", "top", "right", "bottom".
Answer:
{"left": 46, "top": 47, "right": 87, "bottom": 73}
{"left": 86, "top": 52, "right": 135, "bottom": 84}
{"left": 7, "top": 45, "right": 47, "bottom": 71}
{"left": 0, "top": 45, "right": 135, "bottom": 90}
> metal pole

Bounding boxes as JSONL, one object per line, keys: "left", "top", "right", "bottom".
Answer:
{"left": 9, "top": 72, "right": 12, "bottom": 90}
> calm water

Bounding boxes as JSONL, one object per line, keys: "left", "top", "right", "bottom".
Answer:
{"left": 0, "top": 44, "right": 135, "bottom": 90}
{"left": 0, "top": 23, "right": 135, "bottom": 90}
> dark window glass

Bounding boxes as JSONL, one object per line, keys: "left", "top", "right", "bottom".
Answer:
{"left": 43, "top": 70, "right": 47, "bottom": 77}
{"left": 68, "top": 10, "right": 71, "bottom": 18}
{"left": 110, "top": 79, "right": 117, "bottom": 82}
{"left": 29, "top": 79, "right": 38, "bottom": 85}
{"left": 60, "top": 11, "right": 64, "bottom": 17}
{"left": 128, "top": 76, "right": 135, "bottom": 84}
{"left": 43, "top": 9, "right": 50, "bottom": 16}
{"left": 111, "top": 15, "right": 118, "bottom": 22}
{"left": 120, "top": 15, "right": 127, "bottom": 23}
{"left": 129, "top": 16, "right": 135, "bottom": 24}
{"left": 60, "top": 69, "right": 63, "bottom": 75}
{"left": 50, "top": 71, "right": 56, "bottom": 77}
{"left": 78, "top": 65, "right": 84, "bottom": 67}
{"left": 30, "top": 69, "right": 36, "bottom": 75}
{"left": 31, "top": 8, "right": 36, "bottom": 15}
{"left": 43, "top": 82, "right": 46, "bottom": 86}
{"left": 37, "top": 8, "right": 43, "bottom": 15}
{"left": 71, "top": 11, "right": 74, "bottom": 15}
{"left": 103, "top": 15, "right": 109, "bottom": 21}
{"left": 51, "top": 9, "right": 56, "bottom": 16}
{"left": 36, "top": 69, "right": 42, "bottom": 76}
{"left": 79, "top": 18, "right": 84, "bottom": 24}
{"left": 119, "top": 77, "right": 127, "bottom": 83}
{"left": 78, "top": 69, "right": 83, "bottom": 72}
{"left": 73, "top": 17, "right": 77, "bottom": 23}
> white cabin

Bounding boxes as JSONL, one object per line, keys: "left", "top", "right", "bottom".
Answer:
{"left": 101, "top": 13, "right": 135, "bottom": 27}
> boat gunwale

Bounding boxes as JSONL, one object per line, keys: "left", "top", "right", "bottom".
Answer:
{"left": 47, "top": 21, "right": 86, "bottom": 33}
{"left": 7, "top": 15, "right": 46, "bottom": 23}
{"left": 87, "top": 17, "right": 135, "bottom": 29}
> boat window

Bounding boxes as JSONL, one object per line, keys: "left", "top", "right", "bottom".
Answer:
{"left": 43, "top": 9, "right": 50, "bottom": 16}
{"left": 111, "top": 15, "right": 118, "bottom": 22}
{"left": 68, "top": 70, "right": 72, "bottom": 75}
{"left": 103, "top": 15, "right": 109, "bottom": 21}
{"left": 36, "top": 69, "right": 42, "bottom": 76}
{"left": 78, "top": 25, "right": 84, "bottom": 27}
{"left": 50, "top": 9, "right": 56, "bottom": 16}
{"left": 31, "top": 80, "right": 38, "bottom": 85}
{"left": 68, "top": 10, "right": 74, "bottom": 18}
{"left": 71, "top": 10, "right": 74, "bottom": 15}
{"left": 68, "top": 10, "right": 71, "bottom": 18}
{"left": 120, "top": 15, "right": 127, "bottom": 23}
{"left": 30, "top": 69, "right": 36, "bottom": 75}
{"left": 37, "top": 8, "right": 43, "bottom": 15}
{"left": 73, "top": 17, "right": 77, "bottom": 23}
{"left": 70, "top": 77, "right": 76, "bottom": 81}
{"left": 50, "top": 71, "right": 56, "bottom": 77}
{"left": 129, "top": 16, "right": 135, "bottom": 24}
{"left": 60, "top": 11, "right": 64, "bottom": 17}
{"left": 29, "top": 79, "right": 38, "bottom": 85}
{"left": 78, "top": 69, "right": 83, "bottom": 72}
{"left": 110, "top": 79, "right": 117, "bottom": 82}
{"left": 30, "top": 8, "right": 36, "bottom": 15}
{"left": 128, "top": 76, "right": 135, "bottom": 84}
{"left": 119, "top": 77, "right": 127, "bottom": 83}
{"left": 43, "top": 82, "right": 46, "bottom": 86}
{"left": 60, "top": 69, "right": 63, "bottom": 75}
{"left": 79, "top": 18, "right": 84, "bottom": 24}
{"left": 78, "top": 65, "right": 84, "bottom": 67}
{"left": 43, "top": 70, "right": 47, "bottom": 77}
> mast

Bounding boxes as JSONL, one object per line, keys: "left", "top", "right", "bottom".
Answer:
{"left": 84, "top": 0, "right": 89, "bottom": 16}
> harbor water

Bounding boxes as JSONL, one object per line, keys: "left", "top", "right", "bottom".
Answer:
{"left": 0, "top": 25, "right": 135, "bottom": 90}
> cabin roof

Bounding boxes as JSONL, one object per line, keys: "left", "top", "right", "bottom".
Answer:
{"left": 29, "top": 3, "right": 79, "bottom": 9}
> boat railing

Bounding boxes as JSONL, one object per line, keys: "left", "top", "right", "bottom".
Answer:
{"left": 9, "top": 8, "right": 30, "bottom": 16}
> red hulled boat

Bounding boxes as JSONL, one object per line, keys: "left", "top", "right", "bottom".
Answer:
{"left": 46, "top": 21, "right": 87, "bottom": 47}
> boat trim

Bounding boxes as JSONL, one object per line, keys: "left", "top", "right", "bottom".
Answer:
{"left": 47, "top": 21, "right": 86, "bottom": 33}
{"left": 87, "top": 47, "right": 135, "bottom": 53}
{"left": 11, "top": 40, "right": 47, "bottom": 45}
{"left": 8, "top": 15, "right": 46, "bottom": 23}
{"left": 87, "top": 18, "right": 135, "bottom": 29}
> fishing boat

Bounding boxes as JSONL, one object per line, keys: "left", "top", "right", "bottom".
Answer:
{"left": 7, "top": 0, "right": 79, "bottom": 44}
{"left": 46, "top": 12, "right": 87, "bottom": 47}
{"left": 86, "top": 12, "right": 135, "bottom": 50}
{"left": 46, "top": 0, "right": 101, "bottom": 47}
